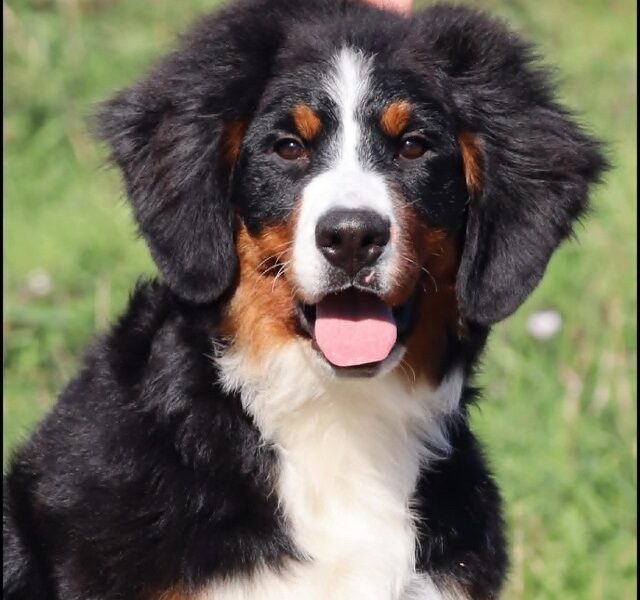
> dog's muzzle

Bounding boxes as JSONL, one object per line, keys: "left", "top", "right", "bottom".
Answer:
{"left": 293, "top": 207, "right": 411, "bottom": 372}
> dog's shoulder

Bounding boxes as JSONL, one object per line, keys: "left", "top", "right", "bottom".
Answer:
{"left": 4, "top": 279, "right": 296, "bottom": 598}
{"left": 414, "top": 408, "right": 508, "bottom": 599}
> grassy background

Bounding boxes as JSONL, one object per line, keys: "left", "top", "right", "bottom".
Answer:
{"left": 3, "top": 0, "right": 636, "bottom": 597}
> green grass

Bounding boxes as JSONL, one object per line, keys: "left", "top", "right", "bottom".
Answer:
{"left": 3, "top": 0, "right": 636, "bottom": 598}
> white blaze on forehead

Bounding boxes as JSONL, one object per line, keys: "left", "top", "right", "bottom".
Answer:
{"left": 326, "top": 46, "right": 373, "bottom": 168}
{"left": 292, "top": 46, "right": 398, "bottom": 301}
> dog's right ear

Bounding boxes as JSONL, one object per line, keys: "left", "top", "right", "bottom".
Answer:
{"left": 96, "top": 0, "right": 335, "bottom": 304}
{"left": 416, "top": 5, "right": 608, "bottom": 326}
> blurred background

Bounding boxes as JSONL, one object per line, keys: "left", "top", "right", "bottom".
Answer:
{"left": 3, "top": 0, "right": 636, "bottom": 597}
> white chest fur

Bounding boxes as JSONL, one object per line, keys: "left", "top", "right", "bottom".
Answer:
{"left": 201, "top": 343, "right": 464, "bottom": 600}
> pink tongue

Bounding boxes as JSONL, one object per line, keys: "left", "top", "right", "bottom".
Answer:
{"left": 314, "top": 291, "right": 397, "bottom": 367}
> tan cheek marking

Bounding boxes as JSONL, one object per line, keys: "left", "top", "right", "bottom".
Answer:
{"left": 380, "top": 100, "right": 412, "bottom": 138}
{"left": 220, "top": 216, "right": 299, "bottom": 361}
{"left": 221, "top": 119, "right": 247, "bottom": 170}
{"left": 388, "top": 203, "right": 460, "bottom": 387}
{"left": 146, "top": 586, "right": 193, "bottom": 600}
{"left": 458, "top": 131, "right": 483, "bottom": 196}
{"left": 291, "top": 104, "right": 322, "bottom": 141}
{"left": 402, "top": 232, "right": 459, "bottom": 387}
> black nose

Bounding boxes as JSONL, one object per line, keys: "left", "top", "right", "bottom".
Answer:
{"left": 315, "top": 209, "right": 391, "bottom": 277}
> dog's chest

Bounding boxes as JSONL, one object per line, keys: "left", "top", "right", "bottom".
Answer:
{"left": 276, "top": 411, "right": 422, "bottom": 598}
{"left": 197, "top": 412, "right": 426, "bottom": 600}
{"left": 203, "top": 347, "right": 463, "bottom": 599}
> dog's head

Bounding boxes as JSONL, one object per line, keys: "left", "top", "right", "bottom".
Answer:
{"left": 98, "top": 0, "right": 606, "bottom": 383}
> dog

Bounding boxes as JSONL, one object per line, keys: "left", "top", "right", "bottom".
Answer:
{"left": 3, "top": 1, "right": 607, "bottom": 598}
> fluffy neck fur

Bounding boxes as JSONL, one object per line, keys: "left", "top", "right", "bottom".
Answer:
{"left": 213, "top": 340, "right": 465, "bottom": 600}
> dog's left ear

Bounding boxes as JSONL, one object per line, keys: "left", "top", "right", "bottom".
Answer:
{"left": 419, "top": 6, "right": 609, "bottom": 325}
{"left": 96, "top": 0, "right": 335, "bottom": 304}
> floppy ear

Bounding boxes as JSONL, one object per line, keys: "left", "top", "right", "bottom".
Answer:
{"left": 96, "top": 0, "right": 335, "bottom": 303}
{"left": 419, "top": 5, "right": 608, "bottom": 325}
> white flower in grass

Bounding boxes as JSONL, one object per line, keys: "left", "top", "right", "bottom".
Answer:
{"left": 25, "top": 269, "right": 53, "bottom": 297}
{"left": 526, "top": 310, "right": 562, "bottom": 340}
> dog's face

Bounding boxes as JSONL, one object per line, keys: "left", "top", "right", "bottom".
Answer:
{"left": 98, "top": 0, "right": 605, "bottom": 384}
{"left": 230, "top": 44, "right": 469, "bottom": 378}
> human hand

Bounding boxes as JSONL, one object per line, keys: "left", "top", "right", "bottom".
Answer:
{"left": 361, "top": 0, "right": 413, "bottom": 14}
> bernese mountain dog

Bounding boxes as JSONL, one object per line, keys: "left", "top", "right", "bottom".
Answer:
{"left": 3, "top": 0, "right": 607, "bottom": 598}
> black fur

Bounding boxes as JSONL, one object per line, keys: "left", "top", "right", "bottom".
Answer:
{"left": 4, "top": 282, "right": 298, "bottom": 599}
{"left": 417, "top": 6, "right": 607, "bottom": 324}
{"left": 96, "top": 0, "right": 342, "bottom": 303}
{"left": 415, "top": 399, "right": 507, "bottom": 598}
{"left": 4, "top": 1, "right": 607, "bottom": 598}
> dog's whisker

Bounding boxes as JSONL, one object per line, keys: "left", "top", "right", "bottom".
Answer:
{"left": 288, "top": 285, "right": 302, "bottom": 302}
{"left": 261, "top": 259, "right": 289, "bottom": 277}
{"left": 271, "top": 262, "right": 290, "bottom": 293}
{"left": 400, "top": 358, "right": 417, "bottom": 383}
{"left": 254, "top": 243, "right": 293, "bottom": 271}
{"left": 400, "top": 254, "right": 438, "bottom": 293}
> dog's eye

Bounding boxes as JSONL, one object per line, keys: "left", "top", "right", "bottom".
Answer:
{"left": 274, "top": 138, "right": 307, "bottom": 161}
{"left": 398, "top": 135, "right": 429, "bottom": 160}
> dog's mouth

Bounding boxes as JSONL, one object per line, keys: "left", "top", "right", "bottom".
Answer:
{"left": 296, "top": 288, "right": 417, "bottom": 376}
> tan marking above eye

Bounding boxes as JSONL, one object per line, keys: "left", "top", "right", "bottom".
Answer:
{"left": 380, "top": 100, "right": 412, "bottom": 137}
{"left": 291, "top": 104, "right": 322, "bottom": 141}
